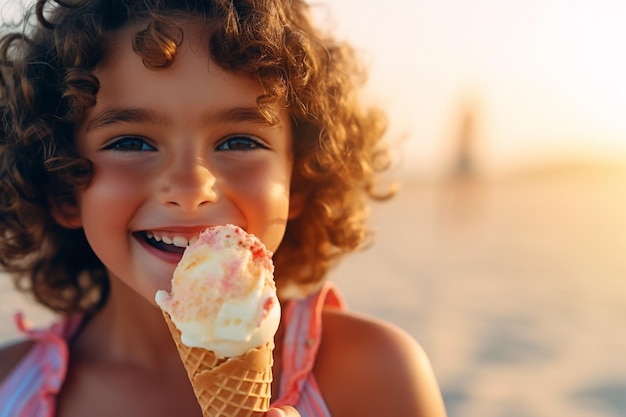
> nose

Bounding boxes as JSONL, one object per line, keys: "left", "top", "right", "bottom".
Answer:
{"left": 158, "top": 156, "right": 218, "bottom": 210}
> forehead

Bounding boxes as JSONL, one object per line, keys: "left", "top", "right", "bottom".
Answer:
{"left": 75, "top": 20, "right": 292, "bottom": 137}
{"left": 98, "top": 19, "right": 210, "bottom": 70}
{"left": 91, "top": 23, "right": 262, "bottom": 110}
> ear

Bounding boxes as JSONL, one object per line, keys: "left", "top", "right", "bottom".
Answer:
{"left": 50, "top": 198, "right": 82, "bottom": 229}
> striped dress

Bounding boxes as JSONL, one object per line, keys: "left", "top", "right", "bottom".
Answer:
{"left": 0, "top": 283, "right": 344, "bottom": 417}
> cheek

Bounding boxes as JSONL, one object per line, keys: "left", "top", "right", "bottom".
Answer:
{"left": 254, "top": 183, "right": 291, "bottom": 253}
{"left": 88, "top": 159, "right": 154, "bottom": 197}
{"left": 223, "top": 162, "right": 292, "bottom": 250}
{"left": 253, "top": 180, "right": 290, "bottom": 217}
{"left": 76, "top": 168, "right": 147, "bottom": 272}
{"left": 77, "top": 165, "right": 148, "bottom": 226}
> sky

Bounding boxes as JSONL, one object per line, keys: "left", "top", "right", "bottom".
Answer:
{"left": 2, "top": 0, "right": 626, "bottom": 177}
{"left": 317, "top": 0, "right": 626, "bottom": 177}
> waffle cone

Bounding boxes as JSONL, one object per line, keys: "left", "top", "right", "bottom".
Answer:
{"left": 163, "top": 311, "right": 274, "bottom": 417}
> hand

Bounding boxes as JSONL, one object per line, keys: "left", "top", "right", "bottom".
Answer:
{"left": 266, "top": 406, "right": 300, "bottom": 417}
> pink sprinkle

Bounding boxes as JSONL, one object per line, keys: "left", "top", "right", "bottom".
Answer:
{"left": 257, "top": 296, "right": 275, "bottom": 326}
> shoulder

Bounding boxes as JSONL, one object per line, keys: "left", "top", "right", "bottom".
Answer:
{"left": 0, "top": 339, "right": 35, "bottom": 384}
{"left": 315, "top": 309, "right": 447, "bottom": 417}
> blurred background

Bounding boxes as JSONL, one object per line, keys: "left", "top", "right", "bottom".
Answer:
{"left": 1, "top": 0, "right": 626, "bottom": 416}
{"left": 321, "top": 1, "right": 626, "bottom": 417}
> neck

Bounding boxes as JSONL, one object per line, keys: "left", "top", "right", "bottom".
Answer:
{"left": 71, "top": 275, "right": 291, "bottom": 387}
{"left": 71, "top": 276, "right": 182, "bottom": 373}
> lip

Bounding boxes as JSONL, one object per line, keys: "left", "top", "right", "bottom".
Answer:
{"left": 133, "top": 231, "right": 187, "bottom": 265}
{"left": 132, "top": 224, "right": 236, "bottom": 264}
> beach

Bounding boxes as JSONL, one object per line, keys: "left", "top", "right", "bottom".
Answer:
{"left": 2, "top": 166, "right": 626, "bottom": 417}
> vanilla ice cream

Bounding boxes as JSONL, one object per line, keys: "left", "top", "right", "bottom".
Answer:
{"left": 155, "top": 224, "right": 280, "bottom": 358}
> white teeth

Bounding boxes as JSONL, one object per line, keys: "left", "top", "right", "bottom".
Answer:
{"left": 147, "top": 231, "right": 195, "bottom": 248}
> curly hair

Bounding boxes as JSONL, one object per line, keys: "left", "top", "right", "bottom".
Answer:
{"left": 0, "top": 0, "right": 393, "bottom": 314}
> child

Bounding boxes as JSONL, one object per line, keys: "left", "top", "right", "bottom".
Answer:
{"left": 0, "top": 0, "right": 447, "bottom": 416}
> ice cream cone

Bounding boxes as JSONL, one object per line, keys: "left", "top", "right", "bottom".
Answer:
{"left": 163, "top": 311, "right": 274, "bottom": 417}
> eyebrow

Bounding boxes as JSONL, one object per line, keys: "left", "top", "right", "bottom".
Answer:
{"left": 86, "top": 108, "right": 164, "bottom": 131}
{"left": 217, "top": 107, "right": 273, "bottom": 126}
{"left": 85, "top": 106, "right": 273, "bottom": 132}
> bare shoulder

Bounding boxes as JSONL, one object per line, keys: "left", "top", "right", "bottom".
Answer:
{"left": 315, "top": 309, "right": 447, "bottom": 417}
{"left": 0, "top": 338, "right": 35, "bottom": 384}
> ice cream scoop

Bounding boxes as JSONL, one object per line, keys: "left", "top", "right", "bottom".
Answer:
{"left": 155, "top": 224, "right": 280, "bottom": 358}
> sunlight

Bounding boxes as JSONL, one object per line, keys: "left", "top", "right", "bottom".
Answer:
{"left": 321, "top": 0, "right": 626, "bottom": 176}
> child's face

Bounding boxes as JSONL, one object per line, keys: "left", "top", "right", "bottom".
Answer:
{"left": 64, "top": 24, "right": 293, "bottom": 303}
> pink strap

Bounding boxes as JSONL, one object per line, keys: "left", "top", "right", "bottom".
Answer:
{"left": 272, "top": 282, "right": 346, "bottom": 408}
{"left": 0, "top": 313, "right": 82, "bottom": 417}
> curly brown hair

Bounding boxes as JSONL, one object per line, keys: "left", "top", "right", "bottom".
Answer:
{"left": 0, "top": 0, "right": 393, "bottom": 314}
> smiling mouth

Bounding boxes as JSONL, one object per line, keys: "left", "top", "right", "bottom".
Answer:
{"left": 137, "top": 231, "right": 198, "bottom": 255}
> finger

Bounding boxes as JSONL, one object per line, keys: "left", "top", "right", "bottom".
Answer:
{"left": 266, "top": 409, "right": 285, "bottom": 417}
{"left": 267, "top": 405, "right": 299, "bottom": 417}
